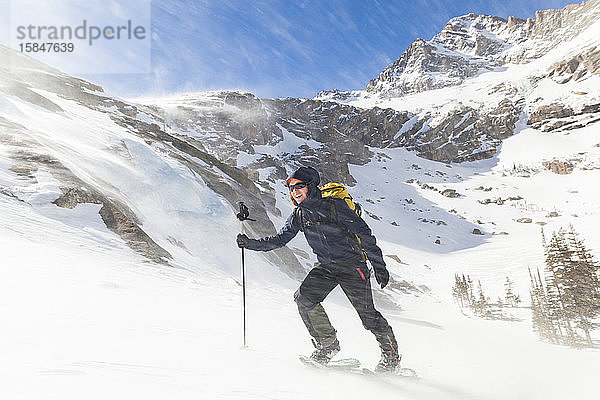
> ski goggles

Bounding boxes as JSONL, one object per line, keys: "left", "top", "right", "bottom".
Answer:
{"left": 288, "top": 181, "right": 307, "bottom": 191}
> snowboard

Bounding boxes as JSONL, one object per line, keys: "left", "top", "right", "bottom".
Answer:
{"left": 298, "top": 355, "right": 361, "bottom": 371}
{"left": 361, "top": 366, "right": 419, "bottom": 379}
{"left": 299, "top": 355, "right": 418, "bottom": 379}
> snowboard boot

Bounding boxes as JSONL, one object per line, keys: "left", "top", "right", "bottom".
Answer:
{"left": 310, "top": 338, "right": 340, "bottom": 365}
{"left": 375, "top": 348, "right": 401, "bottom": 372}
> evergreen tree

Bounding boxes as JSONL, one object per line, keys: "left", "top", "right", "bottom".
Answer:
{"left": 529, "top": 267, "right": 559, "bottom": 343}
{"left": 467, "top": 275, "right": 475, "bottom": 307}
{"left": 504, "top": 276, "right": 520, "bottom": 307}
{"left": 473, "top": 280, "right": 490, "bottom": 317}
{"left": 529, "top": 268, "right": 544, "bottom": 338}
{"left": 452, "top": 274, "right": 476, "bottom": 309}
{"left": 538, "top": 226, "right": 600, "bottom": 346}
{"left": 544, "top": 229, "right": 575, "bottom": 341}
{"left": 561, "top": 226, "right": 600, "bottom": 345}
{"left": 452, "top": 274, "right": 465, "bottom": 307}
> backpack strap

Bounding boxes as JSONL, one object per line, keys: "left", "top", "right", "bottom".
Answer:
{"left": 326, "top": 197, "right": 338, "bottom": 224}
{"left": 294, "top": 199, "right": 336, "bottom": 232}
{"left": 294, "top": 207, "right": 304, "bottom": 232}
{"left": 325, "top": 198, "right": 366, "bottom": 261}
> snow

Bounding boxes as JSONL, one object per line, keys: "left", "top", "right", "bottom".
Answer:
{"left": 496, "top": 122, "right": 600, "bottom": 167}
{"left": 2, "top": 180, "right": 599, "bottom": 400}
{"left": 3, "top": 5, "right": 600, "bottom": 400}
{"left": 393, "top": 115, "right": 420, "bottom": 141}
{"left": 4, "top": 93, "right": 599, "bottom": 398}
{"left": 269, "top": 123, "right": 323, "bottom": 154}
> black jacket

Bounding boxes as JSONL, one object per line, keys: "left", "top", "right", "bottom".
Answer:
{"left": 246, "top": 190, "right": 386, "bottom": 271}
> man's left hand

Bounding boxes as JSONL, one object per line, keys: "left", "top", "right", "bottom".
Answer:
{"left": 374, "top": 268, "right": 390, "bottom": 289}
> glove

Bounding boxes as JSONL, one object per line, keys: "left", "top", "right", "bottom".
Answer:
{"left": 236, "top": 233, "right": 250, "bottom": 248}
{"left": 374, "top": 267, "right": 390, "bottom": 289}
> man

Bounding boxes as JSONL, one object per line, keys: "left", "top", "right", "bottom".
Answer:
{"left": 236, "top": 166, "right": 399, "bottom": 371}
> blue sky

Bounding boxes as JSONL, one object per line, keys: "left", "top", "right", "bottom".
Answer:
{"left": 1, "top": 0, "right": 577, "bottom": 98}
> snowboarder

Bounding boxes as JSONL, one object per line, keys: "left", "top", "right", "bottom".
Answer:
{"left": 236, "top": 166, "right": 400, "bottom": 372}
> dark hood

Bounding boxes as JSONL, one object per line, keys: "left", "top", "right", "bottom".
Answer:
{"left": 287, "top": 166, "right": 321, "bottom": 205}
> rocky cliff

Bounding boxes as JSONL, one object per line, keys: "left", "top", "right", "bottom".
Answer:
{"left": 365, "top": 0, "right": 600, "bottom": 97}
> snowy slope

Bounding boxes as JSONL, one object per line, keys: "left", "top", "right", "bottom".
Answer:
{"left": 2, "top": 145, "right": 600, "bottom": 400}
{"left": 0, "top": 86, "right": 239, "bottom": 272}
{"left": 2, "top": 84, "right": 600, "bottom": 400}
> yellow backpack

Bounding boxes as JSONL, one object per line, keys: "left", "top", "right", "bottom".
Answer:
{"left": 319, "top": 182, "right": 363, "bottom": 218}
{"left": 294, "top": 182, "right": 367, "bottom": 261}
{"left": 320, "top": 182, "right": 367, "bottom": 260}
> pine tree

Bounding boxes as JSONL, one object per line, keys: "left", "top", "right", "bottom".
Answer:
{"left": 544, "top": 229, "right": 575, "bottom": 342}
{"left": 473, "top": 280, "right": 490, "bottom": 317}
{"left": 504, "top": 276, "right": 519, "bottom": 307}
{"left": 530, "top": 268, "right": 545, "bottom": 338}
{"left": 452, "top": 274, "right": 465, "bottom": 307}
{"left": 529, "top": 267, "right": 559, "bottom": 343}
{"left": 561, "top": 226, "right": 600, "bottom": 345}
{"left": 452, "top": 274, "right": 474, "bottom": 309}
{"left": 539, "top": 226, "right": 600, "bottom": 346}
{"left": 467, "top": 275, "right": 475, "bottom": 307}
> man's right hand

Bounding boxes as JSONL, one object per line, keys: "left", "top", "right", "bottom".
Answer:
{"left": 236, "top": 233, "right": 250, "bottom": 248}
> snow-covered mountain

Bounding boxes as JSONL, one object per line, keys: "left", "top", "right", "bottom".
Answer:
{"left": 2, "top": 1, "right": 600, "bottom": 399}
{"left": 316, "top": 0, "right": 600, "bottom": 166}
{"left": 363, "top": 0, "right": 600, "bottom": 97}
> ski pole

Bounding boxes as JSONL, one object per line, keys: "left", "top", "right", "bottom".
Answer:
{"left": 236, "top": 201, "right": 254, "bottom": 348}
{"left": 241, "top": 244, "right": 246, "bottom": 348}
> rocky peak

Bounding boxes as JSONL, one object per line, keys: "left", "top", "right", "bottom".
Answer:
{"left": 365, "top": 0, "right": 600, "bottom": 98}
{"left": 435, "top": 13, "right": 511, "bottom": 57}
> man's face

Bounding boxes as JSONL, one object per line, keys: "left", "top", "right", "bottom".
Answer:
{"left": 288, "top": 178, "right": 309, "bottom": 204}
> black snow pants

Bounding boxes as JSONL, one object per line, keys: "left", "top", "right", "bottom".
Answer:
{"left": 293, "top": 261, "right": 398, "bottom": 353}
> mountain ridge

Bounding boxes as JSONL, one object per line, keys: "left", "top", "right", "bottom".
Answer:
{"left": 364, "top": 0, "right": 600, "bottom": 97}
